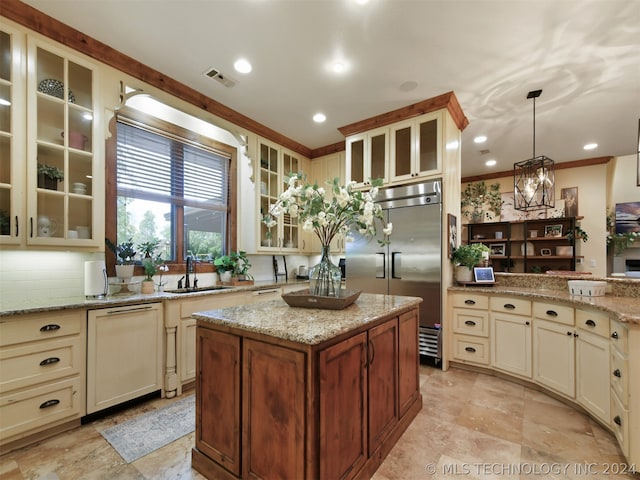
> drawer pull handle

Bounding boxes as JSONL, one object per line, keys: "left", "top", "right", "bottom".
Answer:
{"left": 504, "top": 303, "right": 515, "bottom": 310}
{"left": 39, "top": 357, "right": 60, "bottom": 366}
{"left": 40, "top": 324, "right": 61, "bottom": 332}
{"left": 546, "top": 310, "right": 558, "bottom": 317}
{"left": 39, "top": 399, "right": 60, "bottom": 409}
{"left": 464, "top": 320, "right": 476, "bottom": 326}
{"left": 585, "top": 319, "right": 596, "bottom": 327}
{"left": 613, "top": 415, "right": 622, "bottom": 426}
{"left": 464, "top": 300, "right": 476, "bottom": 305}
{"left": 464, "top": 347, "right": 476, "bottom": 353}
{"left": 613, "top": 369, "right": 621, "bottom": 378}
{"left": 611, "top": 332, "right": 619, "bottom": 339}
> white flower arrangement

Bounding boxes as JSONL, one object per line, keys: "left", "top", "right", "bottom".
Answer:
{"left": 264, "top": 173, "right": 392, "bottom": 247}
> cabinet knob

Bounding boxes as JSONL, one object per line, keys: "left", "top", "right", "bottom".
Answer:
{"left": 464, "top": 346, "right": 476, "bottom": 353}
{"left": 613, "top": 369, "right": 622, "bottom": 378}
{"left": 613, "top": 415, "right": 622, "bottom": 426}
{"left": 464, "top": 320, "right": 476, "bottom": 326}
{"left": 525, "top": 321, "right": 530, "bottom": 326}
{"left": 464, "top": 299, "right": 476, "bottom": 305}
{"left": 585, "top": 319, "right": 596, "bottom": 327}
{"left": 566, "top": 331, "right": 573, "bottom": 336}
{"left": 611, "top": 331, "right": 619, "bottom": 339}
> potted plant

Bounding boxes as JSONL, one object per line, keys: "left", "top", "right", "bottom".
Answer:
{"left": 138, "top": 238, "right": 161, "bottom": 258}
{"left": 232, "top": 250, "right": 253, "bottom": 281}
{"left": 214, "top": 251, "right": 253, "bottom": 283}
{"left": 461, "top": 181, "right": 502, "bottom": 223}
{"left": 451, "top": 243, "right": 489, "bottom": 282}
{"left": 213, "top": 254, "right": 236, "bottom": 283}
{"left": 37, "top": 163, "right": 64, "bottom": 190}
{"left": 141, "top": 255, "right": 165, "bottom": 293}
{"left": 105, "top": 237, "right": 137, "bottom": 282}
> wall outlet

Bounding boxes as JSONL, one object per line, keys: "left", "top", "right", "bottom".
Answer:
{"left": 589, "top": 259, "right": 597, "bottom": 267}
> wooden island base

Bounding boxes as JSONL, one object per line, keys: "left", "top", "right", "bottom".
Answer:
{"left": 190, "top": 294, "right": 423, "bottom": 480}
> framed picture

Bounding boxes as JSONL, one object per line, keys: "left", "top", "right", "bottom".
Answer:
{"left": 615, "top": 202, "right": 640, "bottom": 234}
{"left": 447, "top": 214, "right": 457, "bottom": 259}
{"left": 545, "top": 224, "right": 563, "bottom": 237}
{"left": 490, "top": 243, "right": 505, "bottom": 256}
{"left": 473, "top": 266, "right": 495, "bottom": 283}
{"left": 560, "top": 187, "right": 578, "bottom": 217}
{"left": 540, "top": 248, "right": 552, "bottom": 256}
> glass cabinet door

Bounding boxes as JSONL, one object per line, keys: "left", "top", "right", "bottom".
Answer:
{"left": 0, "top": 26, "right": 24, "bottom": 244}
{"left": 281, "top": 151, "right": 300, "bottom": 250}
{"left": 346, "top": 135, "right": 365, "bottom": 186}
{"left": 259, "top": 141, "right": 279, "bottom": 248}
{"left": 28, "top": 39, "right": 97, "bottom": 245}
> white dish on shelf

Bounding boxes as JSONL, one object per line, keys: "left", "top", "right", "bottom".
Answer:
{"left": 521, "top": 241, "right": 535, "bottom": 256}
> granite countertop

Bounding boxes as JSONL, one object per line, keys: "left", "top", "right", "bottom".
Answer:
{"left": 0, "top": 279, "right": 309, "bottom": 317}
{"left": 192, "top": 293, "right": 422, "bottom": 345}
{"left": 448, "top": 285, "right": 640, "bottom": 325}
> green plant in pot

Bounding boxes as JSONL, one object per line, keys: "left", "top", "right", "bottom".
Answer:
{"left": 141, "top": 255, "right": 165, "bottom": 293}
{"left": 214, "top": 254, "right": 236, "bottom": 283}
{"left": 105, "top": 237, "right": 137, "bottom": 282}
{"left": 214, "top": 250, "right": 253, "bottom": 283}
{"left": 451, "top": 243, "right": 490, "bottom": 282}
{"left": 461, "top": 181, "right": 502, "bottom": 223}
{"left": 137, "top": 238, "right": 161, "bottom": 258}
{"left": 37, "top": 163, "right": 64, "bottom": 190}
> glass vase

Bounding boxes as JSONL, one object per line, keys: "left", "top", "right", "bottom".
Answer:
{"left": 309, "top": 245, "right": 343, "bottom": 297}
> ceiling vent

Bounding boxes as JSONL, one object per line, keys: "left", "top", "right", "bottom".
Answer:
{"left": 203, "top": 67, "right": 237, "bottom": 88}
{"left": 479, "top": 149, "right": 491, "bottom": 155}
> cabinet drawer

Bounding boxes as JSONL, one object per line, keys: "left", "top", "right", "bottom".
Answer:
{"left": 609, "top": 319, "right": 628, "bottom": 356}
{"left": 452, "top": 309, "right": 488, "bottom": 337}
{"left": 0, "top": 377, "right": 82, "bottom": 443}
{"left": 610, "top": 348, "right": 628, "bottom": 406}
{"left": 490, "top": 296, "right": 531, "bottom": 316}
{"left": 533, "top": 302, "right": 574, "bottom": 326}
{"left": 0, "top": 336, "right": 83, "bottom": 393}
{"left": 610, "top": 390, "right": 629, "bottom": 458}
{"left": 575, "top": 309, "right": 609, "bottom": 337}
{"left": 452, "top": 293, "right": 488, "bottom": 310}
{"left": 452, "top": 334, "right": 489, "bottom": 365}
{"left": 0, "top": 310, "right": 84, "bottom": 347}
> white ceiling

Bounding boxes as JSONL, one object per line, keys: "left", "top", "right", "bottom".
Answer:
{"left": 20, "top": 0, "right": 640, "bottom": 178}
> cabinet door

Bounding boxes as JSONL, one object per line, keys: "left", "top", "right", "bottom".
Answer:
{"left": 346, "top": 134, "right": 366, "bottom": 188}
{"left": 533, "top": 319, "right": 575, "bottom": 397}
{"left": 319, "top": 332, "right": 367, "bottom": 480}
{"left": 243, "top": 339, "right": 305, "bottom": 480}
{"left": 576, "top": 329, "right": 610, "bottom": 425}
{"left": 196, "top": 328, "right": 241, "bottom": 475}
{"left": 368, "top": 127, "right": 388, "bottom": 184}
{"left": 398, "top": 309, "right": 419, "bottom": 416}
{"left": 258, "top": 139, "right": 279, "bottom": 249}
{"left": 27, "top": 38, "right": 102, "bottom": 247}
{"left": 86, "top": 304, "right": 163, "bottom": 413}
{"left": 368, "top": 318, "right": 399, "bottom": 454}
{"left": 0, "top": 24, "right": 25, "bottom": 245}
{"left": 490, "top": 312, "right": 532, "bottom": 378}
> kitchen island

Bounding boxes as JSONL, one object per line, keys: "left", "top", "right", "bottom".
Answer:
{"left": 191, "top": 293, "right": 422, "bottom": 480}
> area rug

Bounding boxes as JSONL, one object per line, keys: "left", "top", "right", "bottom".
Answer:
{"left": 100, "top": 394, "right": 195, "bottom": 463}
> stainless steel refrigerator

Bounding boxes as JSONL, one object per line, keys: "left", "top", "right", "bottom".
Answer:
{"left": 346, "top": 180, "right": 442, "bottom": 360}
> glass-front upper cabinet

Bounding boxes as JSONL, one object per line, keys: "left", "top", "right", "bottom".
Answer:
{"left": 390, "top": 111, "right": 442, "bottom": 183}
{"left": 0, "top": 24, "right": 25, "bottom": 245}
{"left": 27, "top": 38, "right": 101, "bottom": 246}
{"left": 345, "top": 126, "right": 389, "bottom": 189}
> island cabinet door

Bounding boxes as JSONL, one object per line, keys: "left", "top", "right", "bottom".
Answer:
{"left": 368, "top": 318, "right": 399, "bottom": 455}
{"left": 319, "top": 332, "right": 368, "bottom": 480}
{"left": 243, "top": 339, "right": 306, "bottom": 480}
{"left": 195, "top": 328, "right": 241, "bottom": 476}
{"left": 398, "top": 309, "right": 419, "bottom": 417}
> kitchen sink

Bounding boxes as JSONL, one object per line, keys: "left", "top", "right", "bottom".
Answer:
{"left": 165, "top": 286, "right": 236, "bottom": 294}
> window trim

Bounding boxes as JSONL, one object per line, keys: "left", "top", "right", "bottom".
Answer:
{"left": 105, "top": 108, "right": 237, "bottom": 277}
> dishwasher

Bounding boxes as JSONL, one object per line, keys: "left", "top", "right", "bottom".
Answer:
{"left": 86, "top": 303, "right": 163, "bottom": 414}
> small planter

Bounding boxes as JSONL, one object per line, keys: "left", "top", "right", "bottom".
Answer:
{"left": 37, "top": 174, "right": 59, "bottom": 191}
{"left": 141, "top": 280, "right": 155, "bottom": 294}
{"left": 219, "top": 271, "right": 232, "bottom": 283}
{"left": 115, "top": 264, "right": 135, "bottom": 283}
{"left": 455, "top": 266, "right": 474, "bottom": 283}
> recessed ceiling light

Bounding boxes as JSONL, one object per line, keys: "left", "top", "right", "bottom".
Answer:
{"left": 485, "top": 159, "right": 497, "bottom": 167}
{"left": 583, "top": 143, "right": 598, "bottom": 150}
{"left": 332, "top": 61, "right": 346, "bottom": 74}
{"left": 233, "top": 58, "right": 252, "bottom": 74}
{"left": 474, "top": 135, "right": 487, "bottom": 144}
{"left": 313, "top": 113, "right": 326, "bottom": 123}
{"left": 355, "top": 0, "right": 369, "bottom": 4}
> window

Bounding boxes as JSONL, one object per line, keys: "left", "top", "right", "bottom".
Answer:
{"left": 110, "top": 114, "right": 233, "bottom": 267}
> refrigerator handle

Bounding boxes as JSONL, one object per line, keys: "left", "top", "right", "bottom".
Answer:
{"left": 391, "top": 252, "right": 402, "bottom": 279}
{"left": 376, "top": 252, "right": 385, "bottom": 279}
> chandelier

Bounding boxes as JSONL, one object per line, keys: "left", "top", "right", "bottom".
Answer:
{"left": 514, "top": 89, "right": 555, "bottom": 210}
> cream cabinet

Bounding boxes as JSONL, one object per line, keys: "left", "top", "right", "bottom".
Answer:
{"left": 389, "top": 112, "right": 441, "bottom": 183}
{"left": 0, "top": 22, "right": 26, "bottom": 245}
{"left": 490, "top": 296, "right": 532, "bottom": 378}
{"left": 345, "top": 126, "right": 388, "bottom": 189}
{"left": 532, "top": 302, "right": 575, "bottom": 397}
{"left": 257, "top": 137, "right": 309, "bottom": 252}
{"left": 609, "top": 318, "right": 630, "bottom": 458}
{"left": 0, "top": 309, "right": 86, "bottom": 448}
{"left": 451, "top": 293, "right": 489, "bottom": 365}
{"left": 168, "top": 289, "right": 277, "bottom": 395}
{"left": 86, "top": 303, "right": 163, "bottom": 414}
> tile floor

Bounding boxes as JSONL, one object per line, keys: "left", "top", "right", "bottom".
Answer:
{"left": 1, "top": 363, "right": 635, "bottom": 479}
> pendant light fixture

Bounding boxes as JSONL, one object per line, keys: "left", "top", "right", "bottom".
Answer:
{"left": 514, "top": 89, "right": 555, "bottom": 210}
